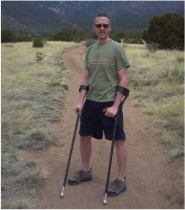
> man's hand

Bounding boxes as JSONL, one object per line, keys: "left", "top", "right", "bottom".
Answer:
{"left": 104, "top": 106, "right": 118, "bottom": 118}
{"left": 74, "top": 104, "right": 83, "bottom": 114}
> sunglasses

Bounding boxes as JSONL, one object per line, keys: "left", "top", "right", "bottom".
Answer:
{"left": 95, "top": 24, "right": 110, "bottom": 28}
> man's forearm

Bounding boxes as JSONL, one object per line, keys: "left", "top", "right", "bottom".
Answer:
{"left": 113, "top": 77, "right": 128, "bottom": 109}
{"left": 78, "top": 89, "right": 87, "bottom": 105}
{"left": 78, "top": 74, "right": 90, "bottom": 106}
{"left": 112, "top": 91, "right": 124, "bottom": 109}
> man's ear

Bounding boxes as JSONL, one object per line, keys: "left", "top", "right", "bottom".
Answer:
{"left": 93, "top": 25, "right": 96, "bottom": 32}
{"left": 109, "top": 25, "right": 112, "bottom": 32}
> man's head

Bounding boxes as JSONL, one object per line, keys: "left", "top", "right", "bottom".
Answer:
{"left": 94, "top": 13, "right": 111, "bottom": 25}
{"left": 93, "top": 13, "right": 111, "bottom": 43}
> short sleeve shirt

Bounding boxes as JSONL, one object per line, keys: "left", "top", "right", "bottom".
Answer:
{"left": 84, "top": 39, "right": 130, "bottom": 102}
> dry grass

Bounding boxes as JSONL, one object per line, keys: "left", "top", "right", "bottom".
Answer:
{"left": 1, "top": 41, "right": 81, "bottom": 208}
{"left": 125, "top": 43, "right": 184, "bottom": 158}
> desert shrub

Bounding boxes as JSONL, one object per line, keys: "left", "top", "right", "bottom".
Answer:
{"left": 73, "top": 35, "right": 81, "bottom": 43}
{"left": 116, "top": 31, "right": 143, "bottom": 44}
{"left": 16, "top": 35, "right": 33, "bottom": 42}
{"left": 145, "top": 42, "right": 159, "bottom": 52}
{"left": 53, "top": 29, "right": 85, "bottom": 42}
{"left": 92, "top": 34, "right": 97, "bottom": 39}
{"left": 1, "top": 29, "right": 16, "bottom": 43}
{"left": 142, "top": 13, "right": 184, "bottom": 50}
{"left": 125, "top": 37, "right": 143, "bottom": 44}
{"left": 142, "top": 13, "right": 181, "bottom": 43}
{"left": 53, "top": 29, "right": 72, "bottom": 41}
{"left": 33, "top": 52, "right": 46, "bottom": 62}
{"left": 73, "top": 30, "right": 85, "bottom": 42}
{"left": 92, "top": 32, "right": 142, "bottom": 44}
{"left": 159, "top": 17, "right": 184, "bottom": 50}
{"left": 176, "top": 57, "right": 184, "bottom": 63}
{"left": 84, "top": 39, "right": 97, "bottom": 50}
{"left": 122, "top": 32, "right": 143, "bottom": 44}
{"left": 33, "top": 38, "right": 43, "bottom": 48}
{"left": 109, "top": 34, "right": 121, "bottom": 43}
{"left": 116, "top": 31, "right": 126, "bottom": 38}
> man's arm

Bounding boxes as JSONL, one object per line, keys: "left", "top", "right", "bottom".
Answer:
{"left": 74, "top": 69, "right": 90, "bottom": 114}
{"left": 105, "top": 67, "right": 128, "bottom": 117}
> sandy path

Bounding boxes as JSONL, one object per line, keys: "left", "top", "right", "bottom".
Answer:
{"left": 34, "top": 45, "right": 184, "bottom": 209}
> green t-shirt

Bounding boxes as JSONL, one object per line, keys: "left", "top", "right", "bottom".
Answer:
{"left": 84, "top": 39, "right": 130, "bottom": 102}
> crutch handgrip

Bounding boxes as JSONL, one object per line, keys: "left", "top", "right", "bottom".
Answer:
{"left": 102, "top": 88, "right": 129, "bottom": 115}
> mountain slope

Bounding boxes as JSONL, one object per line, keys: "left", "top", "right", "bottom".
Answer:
{"left": 1, "top": 1, "right": 73, "bottom": 35}
{"left": 1, "top": 1, "right": 184, "bottom": 36}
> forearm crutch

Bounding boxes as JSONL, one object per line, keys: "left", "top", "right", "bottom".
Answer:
{"left": 60, "top": 107, "right": 80, "bottom": 197}
{"left": 103, "top": 88, "right": 129, "bottom": 205}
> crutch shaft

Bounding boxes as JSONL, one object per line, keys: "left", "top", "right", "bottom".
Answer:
{"left": 61, "top": 108, "right": 80, "bottom": 197}
{"left": 102, "top": 93, "right": 129, "bottom": 204}
{"left": 63, "top": 114, "right": 80, "bottom": 185}
{"left": 104, "top": 116, "right": 118, "bottom": 194}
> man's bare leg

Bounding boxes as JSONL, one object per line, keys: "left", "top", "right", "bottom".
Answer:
{"left": 80, "top": 135, "right": 92, "bottom": 172}
{"left": 114, "top": 140, "right": 128, "bottom": 181}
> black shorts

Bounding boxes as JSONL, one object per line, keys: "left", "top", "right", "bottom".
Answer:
{"left": 79, "top": 100, "right": 126, "bottom": 141}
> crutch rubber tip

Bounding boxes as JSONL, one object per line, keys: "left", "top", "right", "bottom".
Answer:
{"left": 60, "top": 186, "right": 65, "bottom": 197}
{"left": 103, "top": 193, "right": 107, "bottom": 205}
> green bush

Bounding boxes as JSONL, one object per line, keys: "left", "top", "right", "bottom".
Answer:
{"left": 116, "top": 31, "right": 126, "bottom": 38}
{"left": 109, "top": 34, "right": 121, "bottom": 43}
{"left": 146, "top": 42, "right": 159, "bottom": 52}
{"left": 142, "top": 13, "right": 184, "bottom": 50}
{"left": 53, "top": 29, "right": 72, "bottom": 41}
{"left": 176, "top": 57, "right": 184, "bottom": 63}
{"left": 159, "top": 17, "right": 184, "bottom": 50}
{"left": 1, "top": 29, "right": 16, "bottom": 43}
{"left": 85, "top": 39, "right": 97, "bottom": 50}
{"left": 33, "top": 38, "right": 43, "bottom": 48}
{"left": 92, "top": 34, "right": 97, "bottom": 39}
{"left": 53, "top": 29, "right": 85, "bottom": 42}
{"left": 16, "top": 35, "right": 33, "bottom": 42}
{"left": 142, "top": 15, "right": 162, "bottom": 43}
{"left": 116, "top": 31, "right": 143, "bottom": 44}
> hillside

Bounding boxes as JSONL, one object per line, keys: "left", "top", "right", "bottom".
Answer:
{"left": 1, "top": 1, "right": 184, "bottom": 36}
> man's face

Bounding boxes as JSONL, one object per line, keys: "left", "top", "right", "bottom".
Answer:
{"left": 93, "top": 17, "right": 111, "bottom": 41}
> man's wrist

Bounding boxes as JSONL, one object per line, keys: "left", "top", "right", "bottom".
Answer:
{"left": 112, "top": 102, "right": 120, "bottom": 109}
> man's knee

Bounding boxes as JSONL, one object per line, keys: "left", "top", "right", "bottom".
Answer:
{"left": 114, "top": 140, "right": 126, "bottom": 148}
{"left": 80, "top": 135, "right": 92, "bottom": 142}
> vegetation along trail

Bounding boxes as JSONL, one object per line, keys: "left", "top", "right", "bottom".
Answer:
{"left": 35, "top": 45, "right": 183, "bottom": 208}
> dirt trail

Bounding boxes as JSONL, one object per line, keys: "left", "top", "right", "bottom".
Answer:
{"left": 34, "top": 46, "right": 184, "bottom": 209}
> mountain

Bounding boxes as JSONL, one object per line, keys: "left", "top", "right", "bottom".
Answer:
{"left": 1, "top": 1, "right": 184, "bottom": 36}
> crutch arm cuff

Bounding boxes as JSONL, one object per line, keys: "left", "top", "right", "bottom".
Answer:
{"left": 79, "top": 85, "right": 89, "bottom": 94}
{"left": 117, "top": 86, "right": 130, "bottom": 97}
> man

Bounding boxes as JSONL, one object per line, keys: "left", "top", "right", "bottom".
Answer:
{"left": 68, "top": 13, "right": 130, "bottom": 197}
